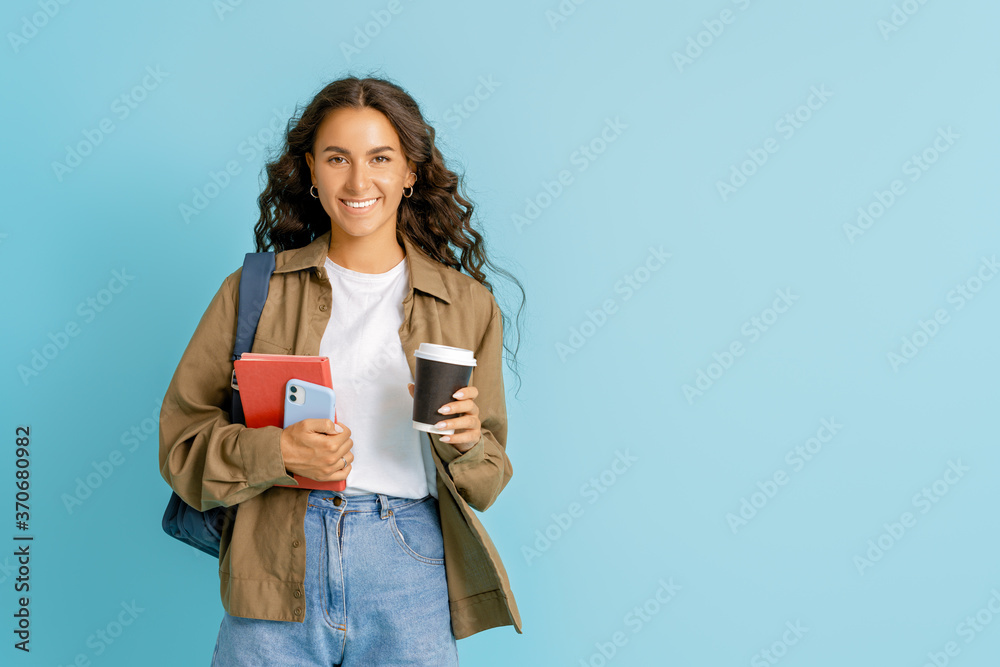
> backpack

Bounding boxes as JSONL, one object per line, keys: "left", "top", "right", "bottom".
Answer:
{"left": 160, "top": 251, "right": 275, "bottom": 558}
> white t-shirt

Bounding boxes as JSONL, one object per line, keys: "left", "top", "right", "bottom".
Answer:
{"left": 318, "top": 253, "right": 437, "bottom": 499}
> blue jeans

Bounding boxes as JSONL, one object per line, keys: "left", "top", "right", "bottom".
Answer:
{"left": 211, "top": 490, "right": 459, "bottom": 666}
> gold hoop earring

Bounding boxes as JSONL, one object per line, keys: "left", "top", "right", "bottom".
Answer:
{"left": 403, "top": 171, "right": 416, "bottom": 198}
{"left": 310, "top": 185, "right": 319, "bottom": 199}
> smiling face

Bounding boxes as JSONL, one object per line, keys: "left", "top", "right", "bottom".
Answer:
{"left": 305, "top": 106, "right": 416, "bottom": 244}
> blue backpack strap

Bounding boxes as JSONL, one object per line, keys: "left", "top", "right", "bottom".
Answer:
{"left": 161, "top": 250, "right": 275, "bottom": 559}
{"left": 229, "top": 251, "right": 275, "bottom": 425}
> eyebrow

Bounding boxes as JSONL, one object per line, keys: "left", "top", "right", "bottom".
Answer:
{"left": 320, "top": 145, "right": 396, "bottom": 156}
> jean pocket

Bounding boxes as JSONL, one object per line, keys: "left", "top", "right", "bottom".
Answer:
{"left": 387, "top": 497, "right": 445, "bottom": 564}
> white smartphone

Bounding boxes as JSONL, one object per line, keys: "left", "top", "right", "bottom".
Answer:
{"left": 282, "top": 378, "right": 337, "bottom": 428}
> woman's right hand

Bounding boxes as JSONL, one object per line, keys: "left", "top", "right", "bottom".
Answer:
{"left": 279, "top": 419, "right": 353, "bottom": 481}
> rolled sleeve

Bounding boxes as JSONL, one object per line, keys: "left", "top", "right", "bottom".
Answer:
{"left": 158, "top": 271, "right": 296, "bottom": 512}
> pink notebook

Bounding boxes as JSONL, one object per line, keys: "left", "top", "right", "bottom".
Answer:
{"left": 233, "top": 353, "right": 345, "bottom": 491}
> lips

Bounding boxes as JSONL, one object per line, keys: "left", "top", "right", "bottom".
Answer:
{"left": 339, "top": 197, "right": 379, "bottom": 209}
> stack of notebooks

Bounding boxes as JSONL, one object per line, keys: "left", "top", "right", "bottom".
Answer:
{"left": 233, "top": 353, "right": 345, "bottom": 491}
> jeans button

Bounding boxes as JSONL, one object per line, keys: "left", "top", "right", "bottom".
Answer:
{"left": 333, "top": 497, "right": 342, "bottom": 507}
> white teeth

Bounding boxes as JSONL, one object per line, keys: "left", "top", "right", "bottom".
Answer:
{"left": 342, "top": 198, "right": 377, "bottom": 208}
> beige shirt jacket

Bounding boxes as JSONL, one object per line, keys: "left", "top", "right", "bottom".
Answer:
{"left": 158, "top": 229, "right": 522, "bottom": 639}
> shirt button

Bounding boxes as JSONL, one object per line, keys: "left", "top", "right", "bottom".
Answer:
{"left": 333, "top": 497, "right": 342, "bottom": 507}
{"left": 294, "top": 590, "right": 302, "bottom": 598}
{"left": 292, "top": 540, "right": 300, "bottom": 548}
{"left": 294, "top": 607, "right": 301, "bottom": 616}
{"left": 319, "top": 303, "right": 328, "bottom": 311}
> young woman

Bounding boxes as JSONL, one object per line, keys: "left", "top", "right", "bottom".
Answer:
{"left": 158, "top": 76, "right": 525, "bottom": 665}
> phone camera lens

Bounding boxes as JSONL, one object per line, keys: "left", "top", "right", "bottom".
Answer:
{"left": 289, "top": 395, "right": 297, "bottom": 402}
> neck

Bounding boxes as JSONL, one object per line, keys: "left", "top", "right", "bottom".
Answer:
{"left": 326, "top": 227, "right": 405, "bottom": 274}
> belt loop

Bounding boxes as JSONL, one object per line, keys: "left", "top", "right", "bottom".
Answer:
{"left": 378, "top": 493, "right": 391, "bottom": 519}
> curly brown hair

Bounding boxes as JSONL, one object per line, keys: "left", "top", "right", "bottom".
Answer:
{"left": 252, "top": 75, "right": 525, "bottom": 395}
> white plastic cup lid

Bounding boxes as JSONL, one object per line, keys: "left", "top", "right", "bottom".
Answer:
{"left": 413, "top": 343, "right": 477, "bottom": 366}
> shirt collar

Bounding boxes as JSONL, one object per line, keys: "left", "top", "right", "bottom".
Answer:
{"left": 272, "top": 229, "right": 452, "bottom": 304}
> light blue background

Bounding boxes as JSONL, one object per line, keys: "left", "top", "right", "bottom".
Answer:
{"left": 3, "top": 0, "right": 999, "bottom": 665}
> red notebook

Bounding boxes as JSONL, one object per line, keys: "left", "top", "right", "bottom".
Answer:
{"left": 233, "top": 353, "right": 346, "bottom": 491}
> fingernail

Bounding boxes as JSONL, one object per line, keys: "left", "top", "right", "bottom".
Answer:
{"left": 441, "top": 436, "right": 451, "bottom": 442}
{"left": 434, "top": 421, "right": 447, "bottom": 429}
{"left": 453, "top": 391, "right": 464, "bottom": 398}
{"left": 438, "top": 406, "right": 451, "bottom": 413}
{"left": 334, "top": 424, "right": 343, "bottom": 433}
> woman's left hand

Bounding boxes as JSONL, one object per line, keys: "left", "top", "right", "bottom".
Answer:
{"left": 407, "top": 383, "right": 481, "bottom": 454}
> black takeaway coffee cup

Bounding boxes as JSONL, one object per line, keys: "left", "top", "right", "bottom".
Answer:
{"left": 411, "top": 343, "right": 477, "bottom": 434}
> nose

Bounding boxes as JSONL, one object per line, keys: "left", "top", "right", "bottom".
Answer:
{"left": 346, "top": 162, "right": 371, "bottom": 194}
